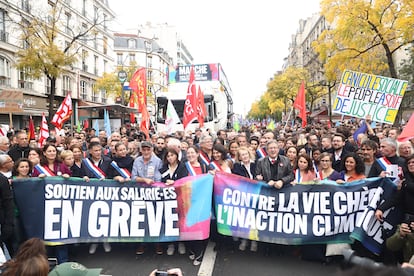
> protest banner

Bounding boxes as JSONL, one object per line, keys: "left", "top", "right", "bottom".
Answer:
{"left": 333, "top": 69, "right": 408, "bottom": 124}
{"left": 213, "top": 172, "right": 401, "bottom": 255}
{"left": 13, "top": 174, "right": 213, "bottom": 245}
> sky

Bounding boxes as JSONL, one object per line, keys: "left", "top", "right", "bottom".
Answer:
{"left": 109, "top": 0, "right": 322, "bottom": 116}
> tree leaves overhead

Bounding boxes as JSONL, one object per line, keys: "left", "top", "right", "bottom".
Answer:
{"left": 316, "top": 0, "right": 414, "bottom": 79}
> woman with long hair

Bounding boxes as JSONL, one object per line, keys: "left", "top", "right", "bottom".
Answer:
{"left": 285, "top": 146, "right": 298, "bottom": 169}
{"left": 12, "top": 158, "right": 32, "bottom": 178}
{"left": 292, "top": 153, "right": 317, "bottom": 185}
{"left": 183, "top": 145, "right": 209, "bottom": 266}
{"left": 336, "top": 152, "right": 366, "bottom": 184}
{"left": 227, "top": 140, "right": 239, "bottom": 164}
{"left": 232, "top": 146, "right": 258, "bottom": 252}
{"left": 160, "top": 148, "right": 188, "bottom": 257}
{"left": 32, "top": 144, "right": 71, "bottom": 178}
{"left": 211, "top": 144, "right": 232, "bottom": 173}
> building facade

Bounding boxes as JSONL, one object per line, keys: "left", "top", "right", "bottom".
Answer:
{"left": 0, "top": 0, "right": 114, "bottom": 131}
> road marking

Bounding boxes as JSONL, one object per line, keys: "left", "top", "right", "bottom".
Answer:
{"left": 197, "top": 241, "right": 217, "bottom": 276}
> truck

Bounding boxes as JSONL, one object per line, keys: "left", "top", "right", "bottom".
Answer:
{"left": 155, "top": 63, "right": 233, "bottom": 133}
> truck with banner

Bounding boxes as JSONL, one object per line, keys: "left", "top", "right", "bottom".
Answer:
{"left": 156, "top": 63, "right": 233, "bottom": 133}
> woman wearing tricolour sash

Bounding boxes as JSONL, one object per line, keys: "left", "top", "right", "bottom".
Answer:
{"left": 31, "top": 144, "right": 71, "bottom": 264}
{"left": 80, "top": 141, "right": 112, "bottom": 255}
{"left": 184, "top": 145, "right": 209, "bottom": 266}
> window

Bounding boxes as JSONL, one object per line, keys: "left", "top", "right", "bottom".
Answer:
{"left": 103, "top": 36, "right": 107, "bottom": 55}
{"left": 92, "top": 84, "right": 98, "bottom": 102}
{"left": 117, "top": 53, "right": 123, "bottom": 65}
{"left": 82, "top": 0, "right": 86, "bottom": 16}
{"left": 0, "top": 56, "right": 10, "bottom": 86}
{"left": 0, "top": 9, "right": 6, "bottom": 42}
{"left": 128, "top": 39, "right": 136, "bottom": 49}
{"left": 80, "top": 80, "right": 87, "bottom": 99}
{"left": 129, "top": 54, "right": 135, "bottom": 64}
{"left": 81, "top": 23, "right": 87, "bottom": 42}
{"left": 21, "top": 0, "right": 30, "bottom": 12}
{"left": 62, "top": 75, "right": 71, "bottom": 94}
{"left": 45, "top": 78, "right": 51, "bottom": 94}
{"left": 93, "top": 33, "right": 98, "bottom": 49}
{"left": 103, "top": 60, "right": 107, "bottom": 73}
{"left": 64, "top": 12, "right": 71, "bottom": 34}
{"left": 82, "top": 50, "right": 88, "bottom": 71}
{"left": 93, "top": 5, "right": 98, "bottom": 20}
{"left": 94, "top": 55, "right": 98, "bottom": 75}
{"left": 101, "top": 89, "right": 107, "bottom": 104}
{"left": 18, "top": 69, "right": 33, "bottom": 90}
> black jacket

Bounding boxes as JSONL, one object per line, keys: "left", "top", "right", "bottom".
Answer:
{"left": 160, "top": 161, "right": 188, "bottom": 182}
{"left": 8, "top": 145, "right": 31, "bottom": 162}
{"left": 107, "top": 156, "right": 134, "bottom": 179}
{"left": 232, "top": 162, "right": 257, "bottom": 179}
{"left": 81, "top": 156, "right": 112, "bottom": 179}
{"left": 0, "top": 173, "right": 14, "bottom": 243}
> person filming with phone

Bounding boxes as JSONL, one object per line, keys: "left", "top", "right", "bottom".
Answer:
{"left": 375, "top": 154, "right": 414, "bottom": 262}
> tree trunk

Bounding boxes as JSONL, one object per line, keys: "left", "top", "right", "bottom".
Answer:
{"left": 48, "top": 76, "right": 56, "bottom": 129}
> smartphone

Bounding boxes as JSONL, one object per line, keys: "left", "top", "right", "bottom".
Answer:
{"left": 155, "top": 272, "right": 169, "bottom": 276}
{"left": 404, "top": 214, "right": 414, "bottom": 228}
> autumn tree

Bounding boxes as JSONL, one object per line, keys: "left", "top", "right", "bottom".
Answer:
{"left": 315, "top": 0, "right": 414, "bottom": 80}
{"left": 11, "top": 0, "right": 108, "bottom": 124}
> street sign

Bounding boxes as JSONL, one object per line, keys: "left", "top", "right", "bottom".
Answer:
{"left": 118, "top": 70, "right": 127, "bottom": 83}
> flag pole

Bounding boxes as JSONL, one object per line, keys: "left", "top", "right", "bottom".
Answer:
{"left": 284, "top": 107, "right": 294, "bottom": 132}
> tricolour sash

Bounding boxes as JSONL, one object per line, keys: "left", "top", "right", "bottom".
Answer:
{"left": 199, "top": 152, "right": 211, "bottom": 167}
{"left": 313, "top": 161, "right": 322, "bottom": 180}
{"left": 256, "top": 147, "right": 267, "bottom": 158}
{"left": 34, "top": 164, "right": 55, "bottom": 176}
{"left": 84, "top": 158, "right": 106, "bottom": 179}
{"left": 210, "top": 161, "right": 223, "bottom": 171}
{"left": 377, "top": 157, "right": 391, "bottom": 171}
{"left": 294, "top": 169, "right": 301, "bottom": 183}
{"left": 110, "top": 161, "right": 131, "bottom": 178}
{"left": 185, "top": 161, "right": 197, "bottom": 176}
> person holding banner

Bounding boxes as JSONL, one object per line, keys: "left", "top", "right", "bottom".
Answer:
{"left": 368, "top": 138, "right": 406, "bottom": 185}
{"left": 107, "top": 142, "right": 133, "bottom": 182}
{"left": 211, "top": 144, "right": 232, "bottom": 173}
{"left": 80, "top": 141, "right": 112, "bottom": 254}
{"left": 255, "top": 139, "right": 294, "bottom": 189}
{"left": 32, "top": 145, "right": 71, "bottom": 178}
{"left": 198, "top": 135, "right": 214, "bottom": 167}
{"left": 132, "top": 141, "right": 163, "bottom": 255}
{"left": 184, "top": 145, "right": 210, "bottom": 265}
{"left": 31, "top": 144, "right": 71, "bottom": 263}
{"left": 69, "top": 145, "right": 83, "bottom": 178}
{"left": 232, "top": 146, "right": 258, "bottom": 252}
{"left": 336, "top": 152, "right": 366, "bottom": 184}
{"left": 318, "top": 152, "right": 342, "bottom": 181}
{"left": 160, "top": 148, "right": 188, "bottom": 256}
{"left": 291, "top": 153, "right": 317, "bottom": 185}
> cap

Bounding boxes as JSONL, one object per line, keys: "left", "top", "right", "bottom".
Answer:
{"left": 140, "top": 141, "right": 153, "bottom": 148}
{"left": 48, "top": 262, "right": 102, "bottom": 276}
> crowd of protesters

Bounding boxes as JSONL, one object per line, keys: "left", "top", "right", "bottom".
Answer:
{"left": 1, "top": 115, "right": 414, "bottom": 271}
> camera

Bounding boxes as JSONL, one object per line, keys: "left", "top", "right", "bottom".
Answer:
{"left": 155, "top": 272, "right": 169, "bottom": 276}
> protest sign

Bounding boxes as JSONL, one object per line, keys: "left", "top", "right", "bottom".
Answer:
{"left": 213, "top": 173, "right": 400, "bottom": 255}
{"left": 333, "top": 69, "right": 408, "bottom": 124}
{"left": 13, "top": 174, "right": 213, "bottom": 245}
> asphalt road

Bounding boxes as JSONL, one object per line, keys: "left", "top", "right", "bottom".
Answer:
{"left": 68, "top": 238, "right": 342, "bottom": 276}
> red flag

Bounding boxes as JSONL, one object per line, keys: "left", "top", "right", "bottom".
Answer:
{"left": 38, "top": 113, "right": 49, "bottom": 148}
{"left": 83, "top": 119, "right": 89, "bottom": 130}
{"left": 129, "top": 93, "right": 136, "bottom": 124}
{"left": 183, "top": 66, "right": 197, "bottom": 129}
{"left": 28, "top": 115, "right": 35, "bottom": 141}
{"left": 293, "top": 81, "right": 307, "bottom": 128}
{"left": 398, "top": 113, "right": 414, "bottom": 142}
{"left": 51, "top": 94, "right": 73, "bottom": 130}
{"left": 140, "top": 106, "right": 150, "bottom": 140}
{"left": 197, "top": 86, "right": 206, "bottom": 128}
{"left": 129, "top": 68, "right": 147, "bottom": 112}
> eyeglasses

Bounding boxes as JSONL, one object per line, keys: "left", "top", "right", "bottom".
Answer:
{"left": 320, "top": 159, "right": 331, "bottom": 162}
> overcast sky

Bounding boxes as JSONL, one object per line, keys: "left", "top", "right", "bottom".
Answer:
{"left": 109, "top": 0, "right": 321, "bottom": 115}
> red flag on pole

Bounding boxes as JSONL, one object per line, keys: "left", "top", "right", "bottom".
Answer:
{"left": 197, "top": 85, "right": 206, "bottom": 128}
{"left": 398, "top": 113, "right": 414, "bottom": 142}
{"left": 28, "top": 115, "right": 35, "bottom": 141}
{"left": 129, "top": 68, "right": 147, "bottom": 112}
{"left": 293, "top": 81, "right": 307, "bottom": 128}
{"left": 140, "top": 105, "right": 150, "bottom": 140}
{"left": 38, "top": 113, "right": 49, "bottom": 148}
{"left": 129, "top": 92, "right": 136, "bottom": 124}
{"left": 183, "top": 66, "right": 197, "bottom": 129}
{"left": 51, "top": 94, "right": 73, "bottom": 130}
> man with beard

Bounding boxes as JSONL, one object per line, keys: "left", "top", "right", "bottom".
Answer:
{"left": 332, "top": 133, "right": 348, "bottom": 172}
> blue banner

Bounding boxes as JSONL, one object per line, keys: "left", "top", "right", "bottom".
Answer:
{"left": 13, "top": 175, "right": 214, "bottom": 245}
{"left": 213, "top": 172, "right": 401, "bottom": 255}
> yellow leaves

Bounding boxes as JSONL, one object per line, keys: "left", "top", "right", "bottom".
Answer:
{"left": 316, "top": 0, "right": 414, "bottom": 79}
